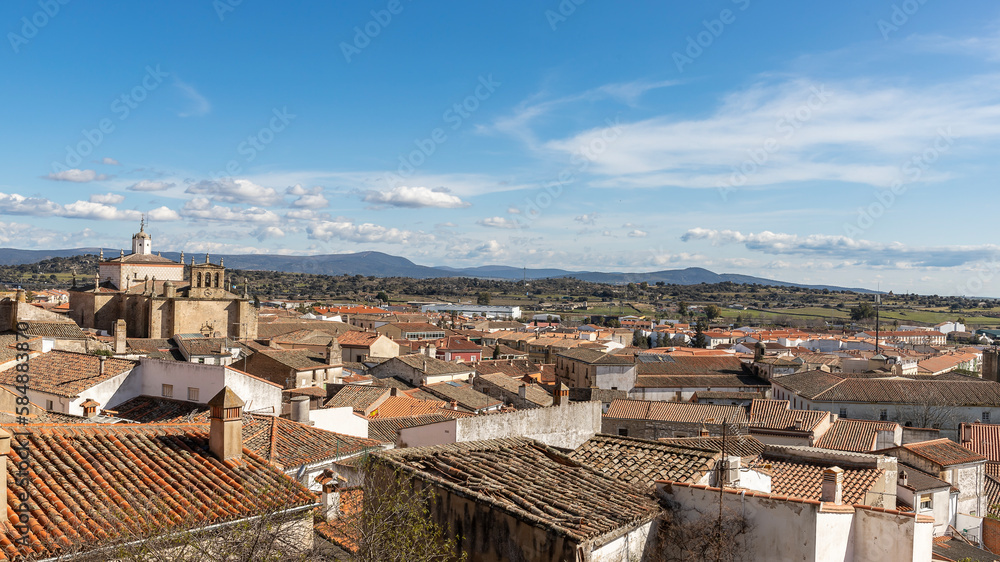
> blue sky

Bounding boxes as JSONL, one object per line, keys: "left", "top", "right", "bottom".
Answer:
{"left": 3, "top": 1, "right": 1000, "bottom": 295}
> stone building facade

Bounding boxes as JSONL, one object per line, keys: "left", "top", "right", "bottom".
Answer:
{"left": 69, "top": 225, "right": 258, "bottom": 340}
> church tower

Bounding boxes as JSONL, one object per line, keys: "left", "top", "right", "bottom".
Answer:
{"left": 132, "top": 216, "right": 152, "bottom": 255}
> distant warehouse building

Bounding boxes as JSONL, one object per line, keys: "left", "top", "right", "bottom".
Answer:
{"left": 419, "top": 303, "right": 521, "bottom": 319}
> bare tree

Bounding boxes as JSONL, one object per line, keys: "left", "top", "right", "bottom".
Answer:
{"left": 652, "top": 505, "right": 754, "bottom": 562}
{"left": 334, "top": 456, "right": 468, "bottom": 562}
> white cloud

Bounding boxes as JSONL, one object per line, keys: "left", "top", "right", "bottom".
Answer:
{"left": 364, "top": 186, "right": 470, "bottom": 208}
{"left": 574, "top": 213, "right": 598, "bottom": 225}
{"left": 477, "top": 216, "right": 521, "bottom": 229}
{"left": 186, "top": 179, "right": 281, "bottom": 206}
{"left": 147, "top": 206, "right": 182, "bottom": 221}
{"left": 128, "top": 180, "right": 175, "bottom": 192}
{"left": 0, "top": 193, "right": 65, "bottom": 216}
{"left": 45, "top": 169, "right": 110, "bottom": 182}
{"left": 285, "top": 208, "right": 329, "bottom": 221}
{"left": 181, "top": 197, "right": 281, "bottom": 223}
{"left": 627, "top": 229, "right": 648, "bottom": 238}
{"left": 101, "top": 157, "right": 120, "bottom": 165}
{"left": 286, "top": 184, "right": 329, "bottom": 208}
{"left": 252, "top": 226, "right": 286, "bottom": 241}
{"left": 507, "top": 207, "right": 522, "bottom": 214}
{"left": 61, "top": 201, "right": 141, "bottom": 221}
{"left": 307, "top": 220, "right": 432, "bottom": 245}
{"left": 89, "top": 193, "right": 125, "bottom": 205}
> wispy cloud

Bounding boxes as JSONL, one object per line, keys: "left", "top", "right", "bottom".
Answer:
{"left": 45, "top": 169, "right": 110, "bottom": 182}
{"left": 363, "top": 186, "right": 470, "bottom": 209}
{"left": 174, "top": 79, "right": 211, "bottom": 117}
{"left": 681, "top": 227, "right": 1000, "bottom": 268}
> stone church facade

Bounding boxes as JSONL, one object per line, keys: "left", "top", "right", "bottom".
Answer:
{"left": 69, "top": 223, "right": 258, "bottom": 340}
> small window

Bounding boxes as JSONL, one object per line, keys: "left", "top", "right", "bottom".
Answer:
{"left": 188, "top": 387, "right": 199, "bottom": 402}
{"left": 162, "top": 384, "right": 173, "bottom": 398}
{"left": 839, "top": 408, "right": 848, "bottom": 418}
{"left": 198, "top": 357, "right": 206, "bottom": 364}
{"left": 45, "top": 400, "right": 53, "bottom": 411}
{"left": 879, "top": 409, "right": 888, "bottom": 421}
{"left": 984, "top": 412, "right": 991, "bottom": 424}
{"left": 919, "top": 495, "right": 932, "bottom": 510}
{"left": 618, "top": 428, "right": 628, "bottom": 437}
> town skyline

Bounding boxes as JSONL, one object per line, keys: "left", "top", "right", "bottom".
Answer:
{"left": 3, "top": 2, "right": 1000, "bottom": 295}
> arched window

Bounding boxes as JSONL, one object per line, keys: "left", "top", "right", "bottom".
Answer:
{"left": 197, "top": 272, "right": 202, "bottom": 287}
{"left": 214, "top": 273, "right": 220, "bottom": 287}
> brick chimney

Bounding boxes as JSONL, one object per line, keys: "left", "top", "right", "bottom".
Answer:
{"left": 821, "top": 466, "right": 844, "bottom": 504}
{"left": 114, "top": 319, "right": 127, "bottom": 354}
{"left": 316, "top": 469, "right": 342, "bottom": 521}
{"left": 81, "top": 399, "right": 99, "bottom": 419}
{"left": 553, "top": 382, "right": 569, "bottom": 406}
{"left": 0, "top": 428, "right": 9, "bottom": 524}
{"left": 208, "top": 387, "right": 244, "bottom": 462}
{"left": 326, "top": 339, "right": 341, "bottom": 366}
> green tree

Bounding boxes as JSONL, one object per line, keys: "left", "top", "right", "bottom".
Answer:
{"left": 376, "top": 291, "right": 389, "bottom": 303}
{"left": 692, "top": 319, "right": 709, "bottom": 348}
{"left": 677, "top": 300, "right": 689, "bottom": 317}
{"left": 849, "top": 302, "right": 876, "bottom": 321}
{"left": 477, "top": 292, "right": 491, "bottom": 305}
{"left": 704, "top": 304, "right": 722, "bottom": 321}
{"left": 492, "top": 344, "right": 501, "bottom": 359}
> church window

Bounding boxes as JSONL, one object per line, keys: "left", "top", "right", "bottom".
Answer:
{"left": 214, "top": 273, "right": 220, "bottom": 287}
{"left": 196, "top": 272, "right": 202, "bottom": 287}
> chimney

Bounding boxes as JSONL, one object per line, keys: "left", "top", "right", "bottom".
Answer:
{"left": 898, "top": 470, "right": 909, "bottom": 487}
{"left": 98, "top": 355, "right": 107, "bottom": 376}
{"left": 316, "top": 469, "right": 342, "bottom": 521}
{"left": 114, "top": 319, "right": 127, "bottom": 355}
{"left": 81, "top": 399, "right": 99, "bottom": 419}
{"left": 793, "top": 418, "right": 803, "bottom": 430}
{"left": 699, "top": 426, "right": 710, "bottom": 437}
{"left": 961, "top": 423, "right": 973, "bottom": 444}
{"left": 291, "top": 395, "right": 311, "bottom": 425}
{"left": 518, "top": 383, "right": 527, "bottom": 401}
{"left": 208, "top": 387, "right": 245, "bottom": 462}
{"left": 554, "top": 382, "right": 569, "bottom": 406}
{"left": 450, "top": 400, "right": 458, "bottom": 411}
{"left": 0, "top": 428, "right": 9, "bottom": 524}
{"left": 326, "top": 339, "right": 341, "bottom": 366}
{"left": 821, "top": 467, "right": 844, "bottom": 504}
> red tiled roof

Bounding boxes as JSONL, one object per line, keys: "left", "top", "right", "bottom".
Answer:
{"left": 748, "top": 399, "right": 827, "bottom": 433}
{"left": 606, "top": 399, "right": 748, "bottom": 425}
{"left": 368, "top": 396, "right": 447, "bottom": 419}
{"left": 324, "top": 386, "right": 389, "bottom": 413}
{"left": 766, "top": 458, "right": 883, "bottom": 504}
{"left": 0, "top": 423, "right": 315, "bottom": 560}
{"left": 962, "top": 423, "right": 1000, "bottom": 462}
{"left": 0, "top": 351, "right": 137, "bottom": 398}
{"left": 569, "top": 434, "right": 720, "bottom": 487}
{"left": 336, "top": 331, "right": 383, "bottom": 347}
{"left": 815, "top": 419, "right": 899, "bottom": 453}
{"left": 901, "top": 438, "right": 986, "bottom": 467}
{"left": 241, "top": 415, "right": 382, "bottom": 469}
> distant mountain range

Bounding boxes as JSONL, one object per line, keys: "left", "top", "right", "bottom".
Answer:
{"left": 0, "top": 247, "right": 876, "bottom": 293}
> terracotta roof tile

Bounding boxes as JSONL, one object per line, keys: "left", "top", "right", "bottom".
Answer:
{"left": 816, "top": 419, "right": 899, "bottom": 453}
{"left": 765, "top": 458, "right": 883, "bottom": 504}
{"left": 962, "top": 423, "right": 1000, "bottom": 462}
{"left": 0, "top": 351, "right": 137, "bottom": 398}
{"left": 0, "top": 423, "right": 315, "bottom": 560}
{"left": 376, "top": 437, "right": 661, "bottom": 542}
{"left": 900, "top": 438, "right": 986, "bottom": 467}
{"left": 569, "top": 434, "right": 720, "bottom": 488}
